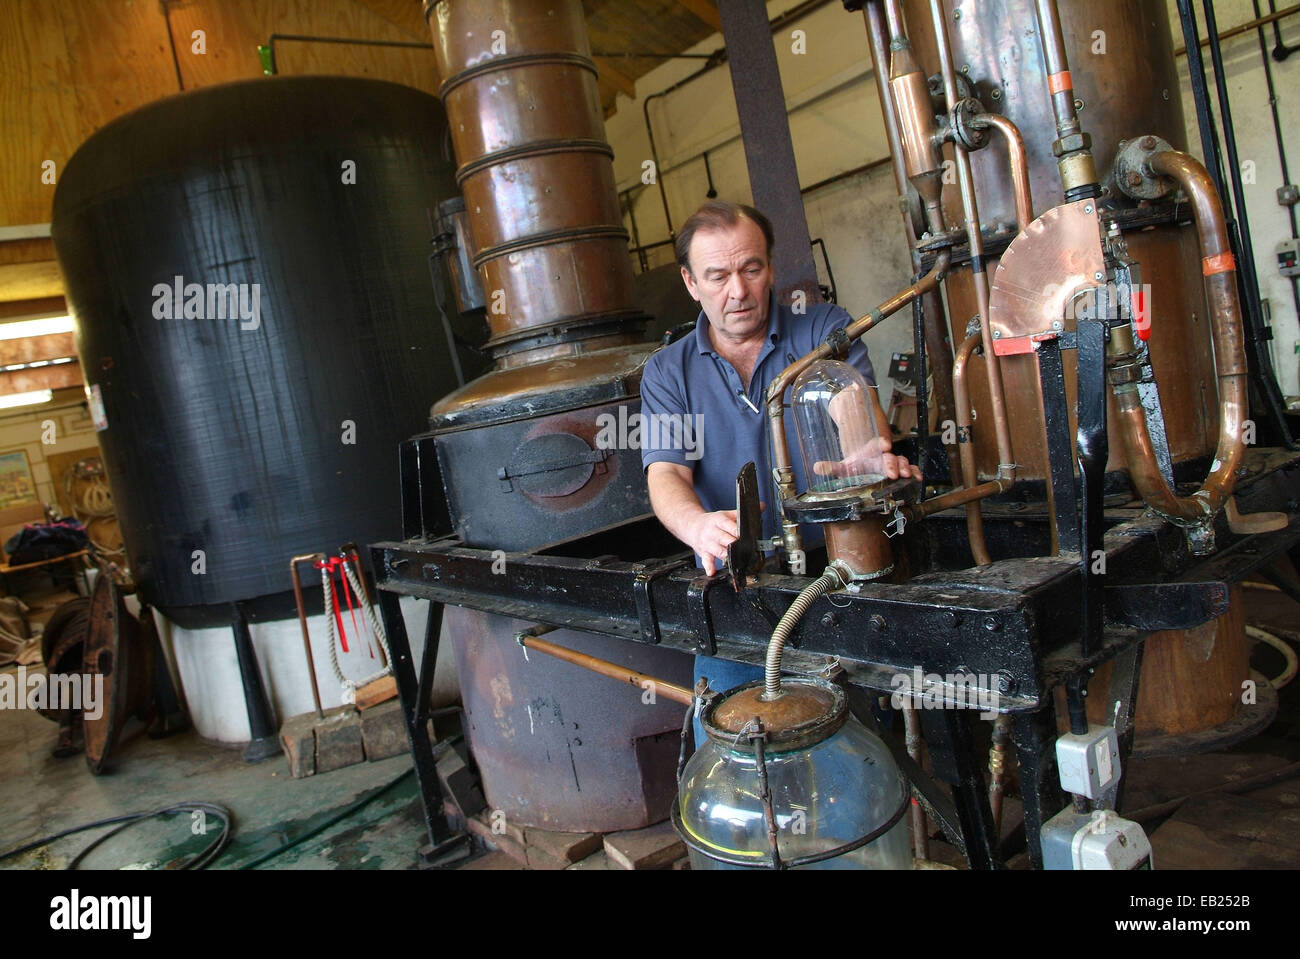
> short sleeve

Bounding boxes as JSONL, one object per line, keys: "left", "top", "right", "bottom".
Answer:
{"left": 638, "top": 348, "right": 691, "bottom": 471}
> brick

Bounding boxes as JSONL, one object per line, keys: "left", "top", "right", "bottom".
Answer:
{"left": 278, "top": 713, "right": 316, "bottom": 779}
{"left": 566, "top": 851, "right": 613, "bottom": 870}
{"left": 315, "top": 705, "right": 364, "bottom": 773}
{"left": 603, "top": 821, "right": 685, "bottom": 870}
{"left": 460, "top": 850, "right": 526, "bottom": 871}
{"left": 360, "top": 699, "right": 407, "bottom": 761}
{"left": 437, "top": 745, "right": 486, "bottom": 817}
{"left": 525, "top": 828, "right": 603, "bottom": 867}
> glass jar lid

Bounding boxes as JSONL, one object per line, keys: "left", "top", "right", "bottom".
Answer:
{"left": 702, "top": 677, "right": 849, "bottom": 754}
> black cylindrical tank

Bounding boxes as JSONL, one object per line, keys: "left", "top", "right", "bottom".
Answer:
{"left": 52, "top": 77, "right": 462, "bottom": 626}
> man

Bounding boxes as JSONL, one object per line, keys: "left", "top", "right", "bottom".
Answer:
{"left": 639, "top": 200, "right": 918, "bottom": 703}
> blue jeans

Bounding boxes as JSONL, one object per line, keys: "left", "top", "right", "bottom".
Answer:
{"left": 692, "top": 655, "right": 765, "bottom": 750}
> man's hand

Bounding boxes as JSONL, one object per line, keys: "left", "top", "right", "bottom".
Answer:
{"left": 814, "top": 434, "right": 922, "bottom": 483}
{"left": 647, "top": 462, "right": 740, "bottom": 575}
{"left": 682, "top": 509, "right": 739, "bottom": 576}
{"left": 819, "top": 383, "right": 921, "bottom": 484}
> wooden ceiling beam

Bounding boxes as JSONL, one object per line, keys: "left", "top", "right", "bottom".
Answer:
{"left": 595, "top": 58, "right": 638, "bottom": 99}
{"left": 676, "top": 0, "right": 723, "bottom": 34}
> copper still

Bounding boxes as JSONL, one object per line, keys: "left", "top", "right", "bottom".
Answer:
{"left": 419, "top": 0, "right": 690, "bottom": 830}
{"left": 862, "top": 0, "right": 1257, "bottom": 748}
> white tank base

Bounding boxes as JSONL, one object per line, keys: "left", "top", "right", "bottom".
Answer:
{"left": 156, "top": 596, "right": 459, "bottom": 744}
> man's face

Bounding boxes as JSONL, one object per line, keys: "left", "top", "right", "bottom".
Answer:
{"left": 681, "top": 218, "right": 774, "bottom": 345}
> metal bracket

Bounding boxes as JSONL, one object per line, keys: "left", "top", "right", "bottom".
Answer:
{"left": 686, "top": 572, "right": 719, "bottom": 655}
{"left": 632, "top": 557, "right": 692, "bottom": 645}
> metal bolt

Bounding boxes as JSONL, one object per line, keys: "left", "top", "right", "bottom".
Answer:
{"left": 1162, "top": 88, "right": 1170, "bottom": 101}
{"left": 1127, "top": 171, "right": 1143, "bottom": 188}
{"left": 821, "top": 612, "right": 839, "bottom": 629}
{"left": 990, "top": 89, "right": 1001, "bottom": 101}
{"left": 942, "top": 610, "right": 962, "bottom": 628}
{"left": 954, "top": 8, "right": 961, "bottom": 19}
{"left": 1094, "top": 271, "right": 1104, "bottom": 281}
{"left": 993, "top": 329, "right": 1001, "bottom": 339}
{"left": 1141, "top": 135, "right": 1157, "bottom": 150}
{"left": 961, "top": 63, "right": 970, "bottom": 74}
{"left": 1074, "top": 98, "right": 1084, "bottom": 111}
{"left": 983, "top": 616, "right": 1001, "bottom": 633}
{"left": 869, "top": 614, "right": 887, "bottom": 633}
{"left": 1084, "top": 205, "right": 1094, "bottom": 214}
{"left": 1052, "top": 320, "right": 1063, "bottom": 331}
{"left": 996, "top": 672, "right": 1015, "bottom": 694}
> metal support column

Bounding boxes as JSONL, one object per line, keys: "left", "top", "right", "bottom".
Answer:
{"left": 716, "top": 0, "right": 821, "bottom": 305}
{"left": 230, "top": 601, "right": 281, "bottom": 763}
{"left": 372, "top": 579, "right": 460, "bottom": 860}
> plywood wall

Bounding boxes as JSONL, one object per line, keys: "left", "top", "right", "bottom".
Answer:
{"left": 0, "top": 0, "right": 439, "bottom": 232}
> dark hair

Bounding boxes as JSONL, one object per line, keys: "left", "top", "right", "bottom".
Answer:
{"left": 674, "top": 201, "right": 775, "bottom": 274}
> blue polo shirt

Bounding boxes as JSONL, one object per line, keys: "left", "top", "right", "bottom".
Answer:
{"left": 639, "top": 291, "right": 878, "bottom": 543}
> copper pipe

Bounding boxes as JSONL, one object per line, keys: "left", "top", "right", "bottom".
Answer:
{"left": 901, "top": 703, "right": 929, "bottom": 860}
{"left": 1032, "top": 0, "right": 1099, "bottom": 193}
{"left": 903, "top": 478, "right": 1008, "bottom": 520}
{"left": 1033, "top": 0, "right": 1079, "bottom": 140}
{"left": 883, "top": 0, "right": 907, "bottom": 41}
{"left": 517, "top": 632, "right": 695, "bottom": 706}
{"left": 951, "top": 332, "right": 992, "bottom": 566}
{"left": 1108, "top": 150, "right": 1248, "bottom": 523}
{"left": 971, "top": 113, "right": 1034, "bottom": 230}
{"left": 765, "top": 250, "right": 950, "bottom": 562}
{"left": 290, "top": 552, "right": 327, "bottom": 720}
{"left": 927, "top": 0, "right": 1016, "bottom": 483}
{"left": 989, "top": 714, "right": 1011, "bottom": 838}
{"left": 863, "top": 1, "right": 957, "bottom": 464}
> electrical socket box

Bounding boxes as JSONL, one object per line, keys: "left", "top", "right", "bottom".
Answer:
{"left": 1041, "top": 808, "right": 1153, "bottom": 870}
{"left": 1055, "top": 724, "right": 1120, "bottom": 799}
{"left": 1279, "top": 238, "right": 1300, "bottom": 278}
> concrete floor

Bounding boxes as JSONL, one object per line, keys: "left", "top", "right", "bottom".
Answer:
{"left": 0, "top": 582, "right": 1296, "bottom": 871}
{"left": 0, "top": 699, "right": 427, "bottom": 869}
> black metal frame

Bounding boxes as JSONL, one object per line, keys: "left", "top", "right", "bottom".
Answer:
{"left": 373, "top": 447, "right": 1300, "bottom": 867}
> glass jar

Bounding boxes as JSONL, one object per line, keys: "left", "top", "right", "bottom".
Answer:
{"left": 792, "top": 359, "right": 885, "bottom": 496}
{"left": 676, "top": 678, "right": 912, "bottom": 870}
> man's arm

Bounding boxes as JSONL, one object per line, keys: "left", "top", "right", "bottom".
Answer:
{"left": 646, "top": 462, "right": 738, "bottom": 576}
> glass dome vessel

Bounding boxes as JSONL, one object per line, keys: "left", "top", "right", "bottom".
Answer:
{"left": 792, "top": 359, "right": 885, "bottom": 496}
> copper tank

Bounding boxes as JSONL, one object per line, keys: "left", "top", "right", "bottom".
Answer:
{"left": 428, "top": 0, "right": 646, "bottom": 376}
{"left": 895, "top": 0, "right": 1246, "bottom": 749}
{"left": 901, "top": 0, "right": 1218, "bottom": 483}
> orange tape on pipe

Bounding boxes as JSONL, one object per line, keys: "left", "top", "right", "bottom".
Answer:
{"left": 1203, "top": 251, "right": 1236, "bottom": 276}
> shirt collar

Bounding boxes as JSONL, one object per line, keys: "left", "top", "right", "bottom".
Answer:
{"left": 694, "top": 288, "right": 783, "bottom": 356}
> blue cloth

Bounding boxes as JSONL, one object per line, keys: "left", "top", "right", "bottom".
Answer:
{"left": 641, "top": 290, "right": 879, "bottom": 750}
{"left": 692, "top": 655, "right": 765, "bottom": 749}
{"left": 639, "top": 290, "right": 877, "bottom": 543}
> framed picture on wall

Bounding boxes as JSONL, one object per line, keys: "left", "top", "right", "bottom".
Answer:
{"left": 0, "top": 450, "right": 39, "bottom": 509}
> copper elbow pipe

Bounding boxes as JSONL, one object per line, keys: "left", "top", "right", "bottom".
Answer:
{"left": 1110, "top": 150, "right": 1248, "bottom": 523}
{"left": 765, "top": 250, "right": 950, "bottom": 564}
{"left": 951, "top": 332, "right": 992, "bottom": 565}
{"left": 926, "top": 0, "right": 1016, "bottom": 483}
{"left": 766, "top": 249, "right": 952, "bottom": 474}
{"left": 972, "top": 113, "right": 1034, "bottom": 231}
